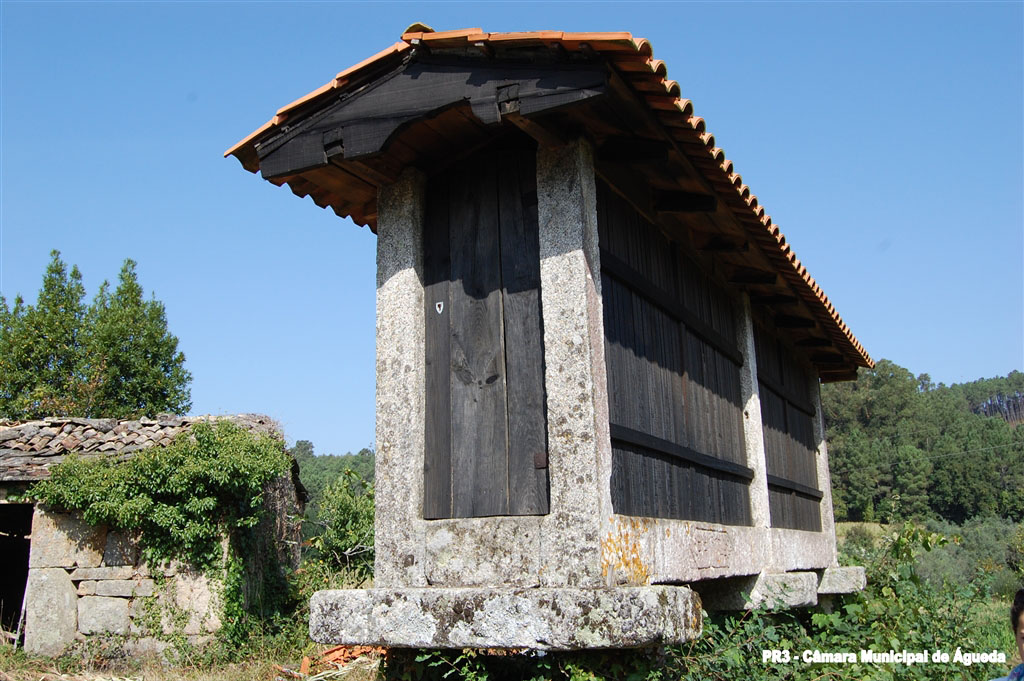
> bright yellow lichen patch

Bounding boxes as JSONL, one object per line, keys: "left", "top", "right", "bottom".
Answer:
{"left": 600, "top": 517, "right": 652, "bottom": 585}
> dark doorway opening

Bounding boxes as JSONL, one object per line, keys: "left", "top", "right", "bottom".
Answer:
{"left": 0, "top": 504, "right": 33, "bottom": 635}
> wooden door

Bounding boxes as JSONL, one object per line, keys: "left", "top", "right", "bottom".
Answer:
{"left": 422, "top": 141, "right": 549, "bottom": 519}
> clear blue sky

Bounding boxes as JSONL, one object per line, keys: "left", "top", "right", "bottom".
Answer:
{"left": 1, "top": 2, "right": 1021, "bottom": 456}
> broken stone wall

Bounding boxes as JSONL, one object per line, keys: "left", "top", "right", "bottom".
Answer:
{"left": 21, "top": 458, "right": 303, "bottom": 658}
{"left": 23, "top": 507, "right": 223, "bottom": 657}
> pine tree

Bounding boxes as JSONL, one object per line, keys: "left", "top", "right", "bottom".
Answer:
{"left": 0, "top": 251, "right": 87, "bottom": 418}
{"left": 84, "top": 259, "right": 191, "bottom": 418}
{"left": 0, "top": 252, "right": 191, "bottom": 419}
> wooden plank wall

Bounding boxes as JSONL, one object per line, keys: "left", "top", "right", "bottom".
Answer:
{"left": 423, "top": 139, "right": 549, "bottom": 519}
{"left": 598, "top": 180, "right": 752, "bottom": 525}
{"left": 754, "top": 324, "right": 823, "bottom": 531}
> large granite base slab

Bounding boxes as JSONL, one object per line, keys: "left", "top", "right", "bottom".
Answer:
{"left": 310, "top": 586, "right": 701, "bottom": 650}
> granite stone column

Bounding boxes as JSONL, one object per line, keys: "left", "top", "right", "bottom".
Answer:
{"left": 535, "top": 138, "right": 615, "bottom": 587}
{"left": 373, "top": 168, "right": 428, "bottom": 588}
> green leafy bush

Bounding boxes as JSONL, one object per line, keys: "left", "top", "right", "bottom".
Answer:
{"left": 308, "top": 469, "right": 375, "bottom": 582}
{"left": 918, "top": 517, "right": 1024, "bottom": 598}
{"left": 31, "top": 420, "right": 290, "bottom": 568}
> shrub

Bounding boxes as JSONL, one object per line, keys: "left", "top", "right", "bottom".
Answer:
{"left": 31, "top": 420, "right": 290, "bottom": 568}
{"left": 309, "top": 469, "right": 375, "bottom": 582}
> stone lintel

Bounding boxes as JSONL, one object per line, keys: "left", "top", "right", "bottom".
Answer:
{"left": 696, "top": 571, "right": 819, "bottom": 611}
{"left": 69, "top": 565, "right": 138, "bottom": 581}
{"left": 816, "top": 566, "right": 866, "bottom": 595}
{"left": 310, "top": 586, "right": 701, "bottom": 650}
{"left": 29, "top": 508, "right": 105, "bottom": 568}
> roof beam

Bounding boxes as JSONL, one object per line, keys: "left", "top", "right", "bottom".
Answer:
{"left": 504, "top": 113, "right": 566, "bottom": 147}
{"left": 795, "top": 337, "right": 833, "bottom": 348}
{"left": 775, "top": 315, "right": 817, "bottom": 329}
{"left": 729, "top": 268, "right": 777, "bottom": 286}
{"left": 597, "top": 136, "right": 668, "bottom": 163}
{"left": 654, "top": 190, "right": 717, "bottom": 213}
{"left": 257, "top": 58, "right": 606, "bottom": 178}
{"left": 750, "top": 294, "right": 799, "bottom": 305}
{"left": 698, "top": 237, "right": 748, "bottom": 253}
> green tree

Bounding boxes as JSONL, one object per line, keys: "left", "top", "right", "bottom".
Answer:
{"left": 0, "top": 251, "right": 191, "bottom": 419}
{"left": 0, "top": 251, "right": 88, "bottom": 417}
{"left": 311, "top": 470, "right": 375, "bottom": 580}
{"left": 890, "top": 443, "right": 932, "bottom": 519}
{"left": 84, "top": 259, "right": 191, "bottom": 418}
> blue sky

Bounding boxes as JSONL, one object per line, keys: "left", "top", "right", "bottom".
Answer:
{"left": 1, "top": 2, "right": 1021, "bottom": 456}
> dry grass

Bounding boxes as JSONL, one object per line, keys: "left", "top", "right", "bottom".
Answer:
{"left": 0, "top": 643, "right": 381, "bottom": 681}
{"left": 835, "top": 521, "right": 887, "bottom": 544}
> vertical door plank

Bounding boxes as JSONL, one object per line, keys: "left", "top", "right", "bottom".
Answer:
{"left": 423, "top": 174, "right": 452, "bottom": 518}
{"left": 499, "top": 145, "right": 550, "bottom": 515}
{"left": 449, "top": 157, "right": 509, "bottom": 517}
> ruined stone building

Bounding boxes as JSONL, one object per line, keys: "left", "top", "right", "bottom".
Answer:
{"left": 0, "top": 414, "right": 303, "bottom": 656}
{"left": 227, "top": 26, "right": 871, "bottom": 649}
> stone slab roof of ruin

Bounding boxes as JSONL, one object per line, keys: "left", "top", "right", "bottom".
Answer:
{"left": 0, "top": 414, "right": 280, "bottom": 483}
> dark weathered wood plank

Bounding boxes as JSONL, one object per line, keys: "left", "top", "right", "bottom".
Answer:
{"left": 629, "top": 291, "right": 654, "bottom": 438}
{"left": 597, "top": 176, "right": 756, "bottom": 524}
{"left": 755, "top": 324, "right": 823, "bottom": 530}
{"left": 758, "top": 372, "right": 816, "bottom": 417}
{"left": 264, "top": 60, "right": 606, "bottom": 174}
{"left": 600, "top": 248, "right": 744, "bottom": 366}
{"left": 610, "top": 447, "right": 629, "bottom": 515}
{"left": 766, "top": 475, "right": 824, "bottom": 500}
{"left": 423, "top": 173, "right": 452, "bottom": 519}
{"left": 609, "top": 423, "right": 754, "bottom": 480}
{"left": 448, "top": 157, "right": 508, "bottom": 518}
{"left": 499, "top": 144, "right": 549, "bottom": 515}
{"left": 258, "top": 131, "right": 327, "bottom": 179}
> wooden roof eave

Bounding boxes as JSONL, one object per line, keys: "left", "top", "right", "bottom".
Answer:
{"left": 232, "top": 55, "right": 612, "bottom": 231}
{"left": 593, "top": 62, "right": 870, "bottom": 376}
{"left": 225, "top": 30, "right": 872, "bottom": 377}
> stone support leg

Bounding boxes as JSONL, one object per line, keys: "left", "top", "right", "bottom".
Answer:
{"left": 535, "top": 138, "right": 615, "bottom": 587}
{"left": 373, "top": 169, "right": 428, "bottom": 588}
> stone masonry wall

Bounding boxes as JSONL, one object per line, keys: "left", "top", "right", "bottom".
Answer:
{"left": 24, "top": 508, "right": 221, "bottom": 658}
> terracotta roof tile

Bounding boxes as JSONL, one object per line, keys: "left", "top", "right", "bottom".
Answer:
{"left": 0, "top": 414, "right": 280, "bottom": 483}
{"left": 226, "top": 27, "right": 873, "bottom": 371}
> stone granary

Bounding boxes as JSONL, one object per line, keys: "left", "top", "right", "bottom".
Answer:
{"left": 0, "top": 414, "right": 304, "bottom": 657}
{"left": 227, "top": 26, "right": 872, "bottom": 649}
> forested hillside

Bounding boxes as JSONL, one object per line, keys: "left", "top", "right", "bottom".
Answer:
{"left": 955, "top": 371, "right": 1024, "bottom": 426}
{"left": 823, "top": 360, "right": 1024, "bottom": 523}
